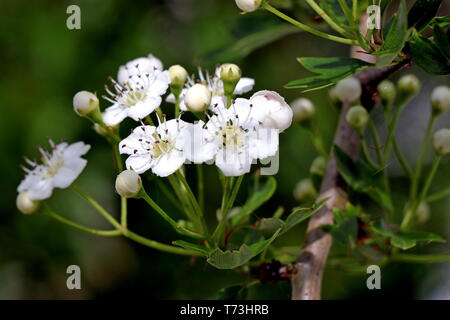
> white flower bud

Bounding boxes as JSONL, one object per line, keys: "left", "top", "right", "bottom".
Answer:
{"left": 310, "top": 156, "right": 326, "bottom": 176}
{"left": 335, "top": 77, "right": 362, "bottom": 103}
{"left": 377, "top": 80, "right": 396, "bottom": 102}
{"left": 346, "top": 105, "right": 369, "bottom": 132}
{"left": 397, "top": 74, "right": 420, "bottom": 96}
{"left": 184, "top": 84, "right": 212, "bottom": 112}
{"left": 433, "top": 128, "right": 450, "bottom": 155}
{"left": 293, "top": 179, "right": 317, "bottom": 203}
{"left": 235, "top": 0, "right": 261, "bottom": 12}
{"left": 168, "top": 65, "right": 188, "bottom": 87}
{"left": 431, "top": 86, "right": 450, "bottom": 113}
{"left": 291, "top": 98, "right": 315, "bottom": 123}
{"left": 73, "top": 91, "right": 99, "bottom": 116}
{"left": 220, "top": 63, "right": 242, "bottom": 83}
{"left": 115, "top": 170, "right": 142, "bottom": 198}
{"left": 416, "top": 202, "right": 431, "bottom": 224}
{"left": 251, "top": 90, "right": 293, "bottom": 132}
{"left": 16, "top": 192, "right": 39, "bottom": 214}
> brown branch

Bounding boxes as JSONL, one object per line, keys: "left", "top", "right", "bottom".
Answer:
{"left": 290, "top": 59, "right": 410, "bottom": 300}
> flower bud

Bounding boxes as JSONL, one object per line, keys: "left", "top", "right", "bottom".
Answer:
{"left": 168, "top": 65, "right": 188, "bottom": 87}
{"left": 16, "top": 192, "right": 39, "bottom": 214}
{"left": 220, "top": 63, "right": 242, "bottom": 97}
{"left": 235, "top": 0, "right": 261, "bottom": 12}
{"left": 431, "top": 86, "right": 450, "bottom": 114}
{"left": 310, "top": 156, "right": 326, "bottom": 176}
{"left": 416, "top": 202, "right": 431, "bottom": 224}
{"left": 184, "top": 84, "right": 212, "bottom": 112}
{"left": 115, "top": 170, "right": 142, "bottom": 198}
{"left": 293, "top": 178, "right": 317, "bottom": 203}
{"left": 397, "top": 74, "right": 420, "bottom": 97}
{"left": 335, "top": 77, "right": 362, "bottom": 103}
{"left": 433, "top": 128, "right": 450, "bottom": 155}
{"left": 346, "top": 105, "right": 369, "bottom": 132}
{"left": 73, "top": 91, "right": 99, "bottom": 116}
{"left": 291, "top": 98, "right": 315, "bottom": 124}
{"left": 377, "top": 80, "right": 396, "bottom": 103}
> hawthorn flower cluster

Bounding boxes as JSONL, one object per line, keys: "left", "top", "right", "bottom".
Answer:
{"left": 16, "top": 53, "right": 293, "bottom": 213}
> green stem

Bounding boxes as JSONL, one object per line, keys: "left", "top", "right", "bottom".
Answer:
{"left": 44, "top": 208, "right": 121, "bottom": 236}
{"left": 121, "top": 197, "right": 127, "bottom": 229}
{"left": 361, "top": 138, "right": 379, "bottom": 169}
{"left": 304, "top": 0, "right": 348, "bottom": 35}
{"left": 352, "top": 0, "right": 358, "bottom": 23}
{"left": 426, "top": 186, "right": 450, "bottom": 203}
{"left": 338, "top": 0, "right": 354, "bottom": 25}
{"left": 392, "top": 253, "right": 450, "bottom": 263}
{"left": 197, "top": 164, "right": 204, "bottom": 212}
{"left": 262, "top": 3, "right": 358, "bottom": 45}
{"left": 392, "top": 138, "right": 413, "bottom": 179}
{"left": 419, "top": 155, "right": 442, "bottom": 202}
{"left": 368, "top": 120, "right": 383, "bottom": 165}
{"left": 141, "top": 190, "right": 204, "bottom": 240}
{"left": 175, "top": 95, "right": 180, "bottom": 118}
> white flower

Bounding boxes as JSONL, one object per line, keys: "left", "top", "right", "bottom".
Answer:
{"left": 189, "top": 97, "right": 279, "bottom": 176}
{"left": 102, "top": 70, "right": 171, "bottom": 126}
{"left": 166, "top": 67, "right": 255, "bottom": 112}
{"left": 117, "top": 54, "right": 163, "bottom": 84}
{"left": 119, "top": 119, "right": 192, "bottom": 177}
{"left": 17, "top": 140, "right": 90, "bottom": 200}
{"left": 247, "top": 90, "right": 293, "bottom": 132}
{"left": 115, "top": 170, "right": 142, "bottom": 198}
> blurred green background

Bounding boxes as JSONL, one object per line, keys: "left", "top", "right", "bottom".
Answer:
{"left": 1, "top": 0, "right": 449, "bottom": 299}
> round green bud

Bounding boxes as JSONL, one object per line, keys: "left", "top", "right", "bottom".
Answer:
{"left": 433, "top": 128, "right": 450, "bottom": 155}
{"left": 293, "top": 178, "right": 317, "bottom": 203}
{"left": 346, "top": 105, "right": 369, "bottom": 132}
{"left": 168, "top": 65, "right": 188, "bottom": 87}
{"left": 377, "top": 80, "right": 396, "bottom": 103}
{"left": 291, "top": 98, "right": 315, "bottom": 124}
{"left": 397, "top": 74, "right": 421, "bottom": 97}
{"left": 335, "top": 77, "right": 362, "bottom": 103}
{"left": 431, "top": 85, "right": 450, "bottom": 114}
{"left": 416, "top": 202, "right": 431, "bottom": 224}
{"left": 220, "top": 63, "right": 241, "bottom": 83}
{"left": 310, "top": 156, "right": 326, "bottom": 176}
{"left": 115, "top": 170, "right": 142, "bottom": 198}
{"left": 16, "top": 192, "right": 39, "bottom": 214}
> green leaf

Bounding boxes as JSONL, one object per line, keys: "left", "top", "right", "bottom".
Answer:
{"left": 285, "top": 57, "right": 372, "bottom": 92}
{"left": 409, "top": 32, "right": 450, "bottom": 75}
{"left": 319, "top": 0, "right": 350, "bottom": 27}
{"left": 172, "top": 240, "right": 212, "bottom": 256}
{"left": 371, "top": 221, "right": 445, "bottom": 250}
{"left": 207, "top": 229, "right": 281, "bottom": 269}
{"left": 281, "top": 199, "right": 327, "bottom": 235}
{"left": 334, "top": 145, "right": 393, "bottom": 211}
{"left": 327, "top": 204, "right": 358, "bottom": 245}
{"left": 257, "top": 218, "right": 285, "bottom": 237}
{"left": 200, "top": 12, "right": 300, "bottom": 64}
{"left": 230, "top": 177, "right": 277, "bottom": 227}
{"left": 408, "top": 0, "right": 443, "bottom": 31}
{"left": 375, "top": 0, "right": 410, "bottom": 66}
{"left": 433, "top": 25, "right": 450, "bottom": 59}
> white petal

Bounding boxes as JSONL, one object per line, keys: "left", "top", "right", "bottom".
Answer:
{"left": 27, "top": 178, "right": 54, "bottom": 200}
{"left": 166, "top": 93, "right": 176, "bottom": 104}
{"left": 125, "top": 154, "right": 152, "bottom": 174}
{"left": 248, "top": 127, "right": 279, "bottom": 159}
{"left": 52, "top": 158, "right": 87, "bottom": 188}
{"left": 119, "top": 125, "right": 156, "bottom": 155}
{"left": 103, "top": 104, "right": 128, "bottom": 126}
{"left": 182, "top": 121, "right": 217, "bottom": 164}
{"left": 157, "top": 119, "right": 189, "bottom": 138}
{"left": 151, "top": 151, "right": 185, "bottom": 177}
{"left": 63, "top": 142, "right": 90, "bottom": 159}
{"left": 128, "top": 96, "right": 161, "bottom": 121}
{"left": 149, "top": 71, "right": 170, "bottom": 97}
{"left": 234, "top": 77, "right": 255, "bottom": 95}
{"left": 215, "top": 147, "right": 252, "bottom": 176}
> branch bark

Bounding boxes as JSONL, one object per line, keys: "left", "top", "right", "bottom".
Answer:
{"left": 290, "top": 58, "right": 410, "bottom": 300}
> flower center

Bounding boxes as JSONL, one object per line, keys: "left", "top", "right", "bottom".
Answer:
{"left": 44, "top": 157, "right": 64, "bottom": 178}
{"left": 219, "top": 125, "right": 246, "bottom": 149}
{"left": 150, "top": 133, "right": 174, "bottom": 158}
{"left": 122, "top": 89, "right": 146, "bottom": 107}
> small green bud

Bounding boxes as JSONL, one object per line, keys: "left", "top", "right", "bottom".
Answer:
{"left": 431, "top": 85, "right": 450, "bottom": 114}
{"left": 291, "top": 98, "right": 315, "bottom": 124}
{"left": 73, "top": 91, "right": 99, "bottom": 116}
{"left": 346, "top": 105, "right": 369, "bottom": 132}
{"left": 310, "top": 156, "right": 326, "bottom": 176}
{"left": 377, "top": 80, "right": 396, "bottom": 103}
{"left": 397, "top": 74, "right": 421, "bottom": 97}
{"left": 184, "top": 84, "right": 212, "bottom": 112}
{"left": 220, "top": 63, "right": 241, "bottom": 97}
{"left": 433, "top": 128, "right": 450, "bottom": 155}
{"left": 115, "top": 170, "right": 142, "bottom": 198}
{"left": 416, "top": 202, "right": 431, "bottom": 224}
{"left": 335, "top": 77, "right": 362, "bottom": 103}
{"left": 235, "top": 0, "right": 261, "bottom": 12}
{"left": 16, "top": 192, "right": 39, "bottom": 214}
{"left": 293, "top": 178, "right": 317, "bottom": 203}
{"left": 168, "top": 65, "right": 188, "bottom": 87}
